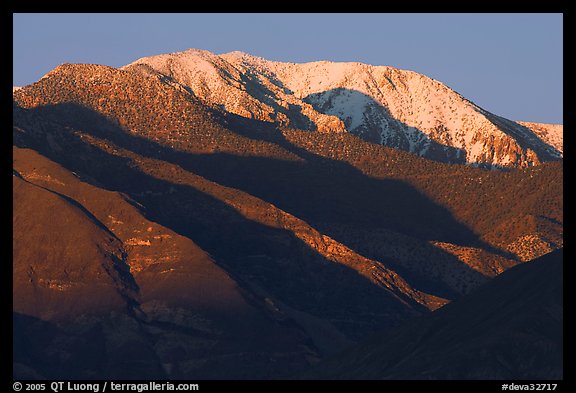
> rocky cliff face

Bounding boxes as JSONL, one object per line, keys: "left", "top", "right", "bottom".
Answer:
{"left": 125, "top": 49, "right": 561, "bottom": 168}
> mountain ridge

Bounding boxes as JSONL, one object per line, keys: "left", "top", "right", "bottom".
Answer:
{"left": 303, "top": 248, "right": 563, "bottom": 379}
{"left": 124, "top": 48, "right": 562, "bottom": 168}
{"left": 12, "top": 53, "right": 563, "bottom": 379}
{"left": 13, "top": 145, "right": 319, "bottom": 379}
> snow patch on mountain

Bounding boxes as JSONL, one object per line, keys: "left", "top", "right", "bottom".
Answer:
{"left": 517, "top": 122, "right": 563, "bottom": 155}
{"left": 124, "top": 49, "right": 562, "bottom": 168}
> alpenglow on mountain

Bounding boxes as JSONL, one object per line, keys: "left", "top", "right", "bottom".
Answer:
{"left": 124, "top": 48, "right": 562, "bottom": 168}
{"left": 12, "top": 48, "right": 563, "bottom": 380}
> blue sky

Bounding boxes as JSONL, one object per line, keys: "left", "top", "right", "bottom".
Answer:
{"left": 13, "top": 13, "right": 563, "bottom": 123}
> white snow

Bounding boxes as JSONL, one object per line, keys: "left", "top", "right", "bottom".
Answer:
{"left": 517, "top": 121, "right": 563, "bottom": 155}
{"left": 468, "top": 141, "right": 485, "bottom": 161}
{"left": 317, "top": 89, "right": 373, "bottom": 130}
{"left": 122, "top": 48, "right": 562, "bottom": 167}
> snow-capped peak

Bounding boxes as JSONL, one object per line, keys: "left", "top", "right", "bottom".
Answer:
{"left": 123, "top": 48, "right": 562, "bottom": 168}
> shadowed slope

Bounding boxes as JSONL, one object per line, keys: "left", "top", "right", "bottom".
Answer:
{"left": 305, "top": 249, "right": 563, "bottom": 380}
{"left": 13, "top": 147, "right": 318, "bottom": 379}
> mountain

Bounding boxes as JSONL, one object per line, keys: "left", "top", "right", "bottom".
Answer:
{"left": 125, "top": 49, "right": 562, "bottom": 168}
{"left": 13, "top": 146, "right": 319, "bottom": 380}
{"left": 304, "top": 248, "right": 563, "bottom": 380}
{"left": 517, "top": 121, "right": 563, "bottom": 154}
{"left": 13, "top": 65, "right": 442, "bottom": 379}
{"left": 12, "top": 55, "right": 563, "bottom": 379}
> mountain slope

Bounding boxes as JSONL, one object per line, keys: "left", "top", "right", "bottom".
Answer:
{"left": 518, "top": 122, "right": 563, "bottom": 154}
{"left": 13, "top": 174, "right": 132, "bottom": 319}
{"left": 13, "top": 61, "right": 562, "bottom": 302}
{"left": 13, "top": 64, "right": 450, "bottom": 336}
{"left": 13, "top": 146, "right": 319, "bottom": 379}
{"left": 125, "top": 49, "right": 561, "bottom": 168}
{"left": 12, "top": 59, "right": 563, "bottom": 379}
{"left": 305, "top": 248, "right": 563, "bottom": 380}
